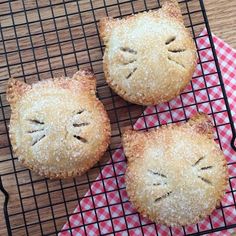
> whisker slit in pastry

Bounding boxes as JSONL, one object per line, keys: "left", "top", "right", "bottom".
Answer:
{"left": 168, "top": 57, "right": 185, "bottom": 69}
{"left": 148, "top": 169, "right": 167, "bottom": 178}
{"left": 73, "top": 135, "right": 87, "bottom": 143}
{"left": 168, "top": 49, "right": 186, "bottom": 53}
{"left": 165, "top": 36, "right": 176, "bottom": 45}
{"left": 193, "top": 156, "right": 204, "bottom": 166}
{"left": 198, "top": 176, "right": 212, "bottom": 185}
{"left": 123, "top": 59, "right": 136, "bottom": 65}
{"left": 29, "top": 119, "right": 44, "bottom": 125}
{"left": 126, "top": 67, "right": 137, "bottom": 79}
{"left": 28, "top": 129, "right": 44, "bottom": 133}
{"left": 120, "top": 47, "right": 137, "bottom": 54}
{"left": 153, "top": 182, "right": 166, "bottom": 186}
{"left": 32, "top": 135, "right": 46, "bottom": 146}
{"left": 73, "top": 122, "right": 90, "bottom": 127}
{"left": 155, "top": 191, "right": 172, "bottom": 202}
{"left": 201, "top": 166, "right": 213, "bottom": 170}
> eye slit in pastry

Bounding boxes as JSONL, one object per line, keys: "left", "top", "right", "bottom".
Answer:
{"left": 28, "top": 119, "right": 44, "bottom": 125}
{"left": 73, "top": 135, "right": 87, "bottom": 143}
{"left": 167, "top": 56, "right": 186, "bottom": 69}
{"left": 192, "top": 156, "right": 205, "bottom": 166}
{"left": 126, "top": 67, "right": 137, "bottom": 79}
{"left": 32, "top": 134, "right": 46, "bottom": 146}
{"left": 155, "top": 191, "right": 172, "bottom": 203}
{"left": 120, "top": 47, "right": 137, "bottom": 55}
{"left": 198, "top": 176, "right": 212, "bottom": 185}
{"left": 165, "top": 36, "right": 176, "bottom": 45}
{"left": 73, "top": 122, "right": 90, "bottom": 128}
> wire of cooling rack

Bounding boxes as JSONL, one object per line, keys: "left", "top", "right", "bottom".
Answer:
{"left": 0, "top": 0, "right": 236, "bottom": 235}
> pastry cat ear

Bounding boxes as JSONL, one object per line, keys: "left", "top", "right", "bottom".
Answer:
{"left": 99, "top": 17, "right": 116, "bottom": 44}
{"left": 188, "top": 112, "right": 214, "bottom": 137}
{"left": 72, "top": 69, "right": 96, "bottom": 94}
{"left": 161, "top": 0, "right": 183, "bottom": 23}
{"left": 7, "top": 79, "right": 31, "bottom": 106}
{"left": 122, "top": 129, "right": 146, "bottom": 163}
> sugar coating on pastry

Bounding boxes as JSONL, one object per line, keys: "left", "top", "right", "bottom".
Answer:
{"left": 7, "top": 70, "right": 111, "bottom": 179}
{"left": 122, "top": 113, "right": 228, "bottom": 226}
{"left": 99, "top": 0, "right": 197, "bottom": 105}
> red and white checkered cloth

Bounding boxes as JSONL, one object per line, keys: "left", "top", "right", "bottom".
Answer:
{"left": 60, "top": 29, "right": 236, "bottom": 235}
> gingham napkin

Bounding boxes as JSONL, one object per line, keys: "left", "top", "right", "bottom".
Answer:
{"left": 60, "top": 29, "right": 236, "bottom": 235}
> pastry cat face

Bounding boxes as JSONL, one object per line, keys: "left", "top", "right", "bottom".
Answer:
{"left": 100, "top": 0, "right": 197, "bottom": 105}
{"left": 6, "top": 71, "right": 111, "bottom": 179}
{"left": 122, "top": 114, "right": 228, "bottom": 226}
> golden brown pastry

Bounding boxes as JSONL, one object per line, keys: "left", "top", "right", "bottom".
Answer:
{"left": 99, "top": 0, "right": 197, "bottom": 105}
{"left": 122, "top": 113, "right": 228, "bottom": 226}
{"left": 7, "top": 70, "right": 111, "bottom": 179}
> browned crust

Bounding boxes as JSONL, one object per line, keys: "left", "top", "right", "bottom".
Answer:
{"left": 6, "top": 79, "right": 31, "bottom": 106}
{"left": 122, "top": 129, "right": 148, "bottom": 163}
{"left": 123, "top": 113, "right": 228, "bottom": 226}
{"left": 161, "top": 0, "right": 183, "bottom": 22}
{"left": 99, "top": 17, "right": 116, "bottom": 44}
{"left": 188, "top": 112, "right": 214, "bottom": 138}
{"left": 7, "top": 69, "right": 111, "bottom": 179}
{"left": 72, "top": 68, "right": 96, "bottom": 94}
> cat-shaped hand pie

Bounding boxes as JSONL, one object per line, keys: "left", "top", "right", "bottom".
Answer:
{"left": 99, "top": 0, "right": 197, "bottom": 105}
{"left": 7, "top": 70, "right": 111, "bottom": 179}
{"left": 122, "top": 113, "right": 228, "bottom": 226}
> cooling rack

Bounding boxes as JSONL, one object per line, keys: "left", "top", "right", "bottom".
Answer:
{"left": 0, "top": 0, "right": 236, "bottom": 235}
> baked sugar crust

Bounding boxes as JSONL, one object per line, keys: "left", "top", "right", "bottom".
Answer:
{"left": 122, "top": 113, "right": 228, "bottom": 226}
{"left": 7, "top": 70, "right": 111, "bottom": 179}
{"left": 99, "top": 0, "right": 197, "bottom": 105}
